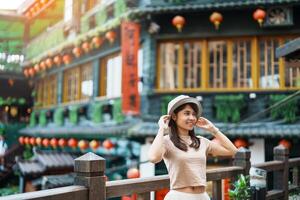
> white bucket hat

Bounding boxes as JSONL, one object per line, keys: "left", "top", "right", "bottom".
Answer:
{"left": 167, "top": 95, "right": 202, "bottom": 117}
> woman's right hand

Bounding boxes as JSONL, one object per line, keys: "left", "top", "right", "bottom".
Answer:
{"left": 158, "top": 115, "right": 170, "bottom": 130}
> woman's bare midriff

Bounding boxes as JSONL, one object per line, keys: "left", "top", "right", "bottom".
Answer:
{"left": 175, "top": 186, "right": 206, "bottom": 194}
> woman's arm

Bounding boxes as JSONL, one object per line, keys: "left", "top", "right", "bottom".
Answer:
{"left": 148, "top": 115, "right": 170, "bottom": 163}
{"left": 196, "top": 117, "right": 238, "bottom": 157}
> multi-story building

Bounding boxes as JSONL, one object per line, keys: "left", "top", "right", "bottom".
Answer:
{"left": 5, "top": 0, "right": 300, "bottom": 193}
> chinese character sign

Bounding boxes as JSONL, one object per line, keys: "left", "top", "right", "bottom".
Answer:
{"left": 121, "top": 21, "right": 140, "bottom": 115}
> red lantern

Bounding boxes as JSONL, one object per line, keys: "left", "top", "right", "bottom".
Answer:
{"left": 42, "top": 138, "right": 50, "bottom": 147}
{"left": 90, "top": 140, "right": 100, "bottom": 151}
{"left": 234, "top": 138, "right": 248, "bottom": 148}
{"left": 23, "top": 69, "right": 29, "bottom": 77}
{"left": 30, "top": 137, "right": 36, "bottom": 146}
{"left": 209, "top": 12, "right": 223, "bottom": 30}
{"left": 50, "top": 138, "right": 58, "bottom": 148}
{"left": 36, "top": 137, "right": 42, "bottom": 146}
{"left": 8, "top": 78, "right": 14, "bottom": 87}
{"left": 58, "top": 138, "right": 67, "bottom": 148}
{"left": 172, "top": 15, "right": 185, "bottom": 32}
{"left": 279, "top": 139, "right": 291, "bottom": 149}
{"left": 127, "top": 168, "right": 140, "bottom": 179}
{"left": 72, "top": 47, "right": 82, "bottom": 58}
{"left": 40, "top": 61, "right": 46, "bottom": 70}
{"left": 34, "top": 64, "right": 40, "bottom": 72}
{"left": 253, "top": 8, "right": 266, "bottom": 27}
{"left": 28, "top": 68, "right": 35, "bottom": 77}
{"left": 24, "top": 137, "right": 30, "bottom": 145}
{"left": 46, "top": 58, "right": 53, "bottom": 69}
{"left": 92, "top": 36, "right": 103, "bottom": 48}
{"left": 81, "top": 42, "right": 90, "bottom": 53}
{"left": 78, "top": 140, "right": 89, "bottom": 150}
{"left": 19, "top": 136, "right": 25, "bottom": 145}
{"left": 105, "top": 31, "right": 116, "bottom": 44}
{"left": 68, "top": 138, "right": 78, "bottom": 148}
{"left": 103, "top": 139, "right": 114, "bottom": 150}
{"left": 63, "top": 54, "right": 72, "bottom": 65}
{"left": 53, "top": 55, "right": 62, "bottom": 65}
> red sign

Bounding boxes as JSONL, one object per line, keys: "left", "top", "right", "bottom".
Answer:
{"left": 121, "top": 21, "right": 140, "bottom": 115}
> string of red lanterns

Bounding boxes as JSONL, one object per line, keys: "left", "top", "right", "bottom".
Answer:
{"left": 18, "top": 136, "right": 114, "bottom": 151}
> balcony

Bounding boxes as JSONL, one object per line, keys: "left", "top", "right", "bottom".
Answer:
{"left": 25, "top": 20, "right": 65, "bottom": 61}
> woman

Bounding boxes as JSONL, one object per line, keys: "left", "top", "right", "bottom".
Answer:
{"left": 148, "top": 95, "right": 238, "bottom": 200}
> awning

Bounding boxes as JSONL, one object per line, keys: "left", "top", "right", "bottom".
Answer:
{"left": 19, "top": 120, "right": 138, "bottom": 139}
{"left": 128, "top": 120, "right": 300, "bottom": 138}
{"left": 133, "top": 0, "right": 300, "bottom": 15}
{"left": 16, "top": 150, "right": 76, "bottom": 176}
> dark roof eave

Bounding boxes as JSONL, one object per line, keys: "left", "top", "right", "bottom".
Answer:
{"left": 133, "top": 0, "right": 300, "bottom": 15}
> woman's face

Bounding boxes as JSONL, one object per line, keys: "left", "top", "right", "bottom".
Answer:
{"left": 173, "top": 104, "right": 197, "bottom": 132}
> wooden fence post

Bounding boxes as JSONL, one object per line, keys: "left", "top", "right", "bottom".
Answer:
{"left": 233, "top": 147, "right": 251, "bottom": 175}
{"left": 273, "top": 144, "right": 289, "bottom": 200}
{"left": 74, "top": 152, "right": 106, "bottom": 200}
{"left": 226, "top": 148, "right": 251, "bottom": 199}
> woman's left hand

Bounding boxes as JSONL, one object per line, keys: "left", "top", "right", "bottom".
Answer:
{"left": 196, "top": 117, "right": 219, "bottom": 134}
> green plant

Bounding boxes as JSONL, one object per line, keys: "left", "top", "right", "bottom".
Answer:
{"left": 96, "top": 7, "right": 107, "bottom": 26}
{"left": 229, "top": 174, "right": 251, "bottom": 200}
{"left": 0, "top": 186, "right": 19, "bottom": 196}
{"left": 214, "top": 95, "right": 245, "bottom": 123}
{"left": 270, "top": 95, "right": 298, "bottom": 123}
{"left": 114, "top": 0, "right": 127, "bottom": 17}
{"left": 161, "top": 96, "right": 174, "bottom": 115}
{"left": 23, "top": 145, "right": 33, "bottom": 160}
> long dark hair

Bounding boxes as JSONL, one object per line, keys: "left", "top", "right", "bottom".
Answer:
{"left": 169, "top": 103, "right": 200, "bottom": 151}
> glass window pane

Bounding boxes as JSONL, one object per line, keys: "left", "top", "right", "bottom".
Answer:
{"left": 209, "top": 41, "right": 227, "bottom": 88}
{"left": 233, "top": 40, "right": 252, "bottom": 88}
{"left": 259, "top": 39, "right": 280, "bottom": 88}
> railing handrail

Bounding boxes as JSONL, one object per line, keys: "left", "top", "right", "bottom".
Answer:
{"left": 106, "top": 166, "right": 244, "bottom": 198}
{"left": 3, "top": 146, "right": 300, "bottom": 200}
{"left": 0, "top": 186, "right": 88, "bottom": 200}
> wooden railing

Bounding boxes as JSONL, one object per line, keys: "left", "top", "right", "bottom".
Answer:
{"left": 2, "top": 145, "right": 299, "bottom": 200}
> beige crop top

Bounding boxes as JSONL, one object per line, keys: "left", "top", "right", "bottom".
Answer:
{"left": 162, "top": 135, "right": 213, "bottom": 190}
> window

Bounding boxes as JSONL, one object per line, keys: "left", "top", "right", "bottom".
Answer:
{"left": 183, "top": 42, "right": 202, "bottom": 88}
{"left": 81, "top": 63, "right": 93, "bottom": 99}
{"left": 158, "top": 42, "right": 180, "bottom": 89}
{"left": 63, "top": 67, "right": 80, "bottom": 102}
{"left": 233, "top": 40, "right": 252, "bottom": 88}
{"left": 35, "top": 75, "right": 57, "bottom": 107}
{"left": 100, "top": 54, "right": 122, "bottom": 98}
{"left": 209, "top": 41, "right": 227, "bottom": 88}
{"left": 285, "top": 62, "right": 300, "bottom": 88}
{"left": 47, "top": 75, "right": 57, "bottom": 105}
{"left": 157, "top": 36, "right": 293, "bottom": 91}
{"left": 158, "top": 42, "right": 202, "bottom": 89}
{"left": 63, "top": 63, "right": 93, "bottom": 102}
{"left": 259, "top": 39, "right": 281, "bottom": 88}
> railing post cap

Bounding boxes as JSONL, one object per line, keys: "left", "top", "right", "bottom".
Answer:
{"left": 74, "top": 152, "right": 105, "bottom": 173}
{"left": 234, "top": 147, "right": 251, "bottom": 159}
{"left": 274, "top": 144, "right": 289, "bottom": 155}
